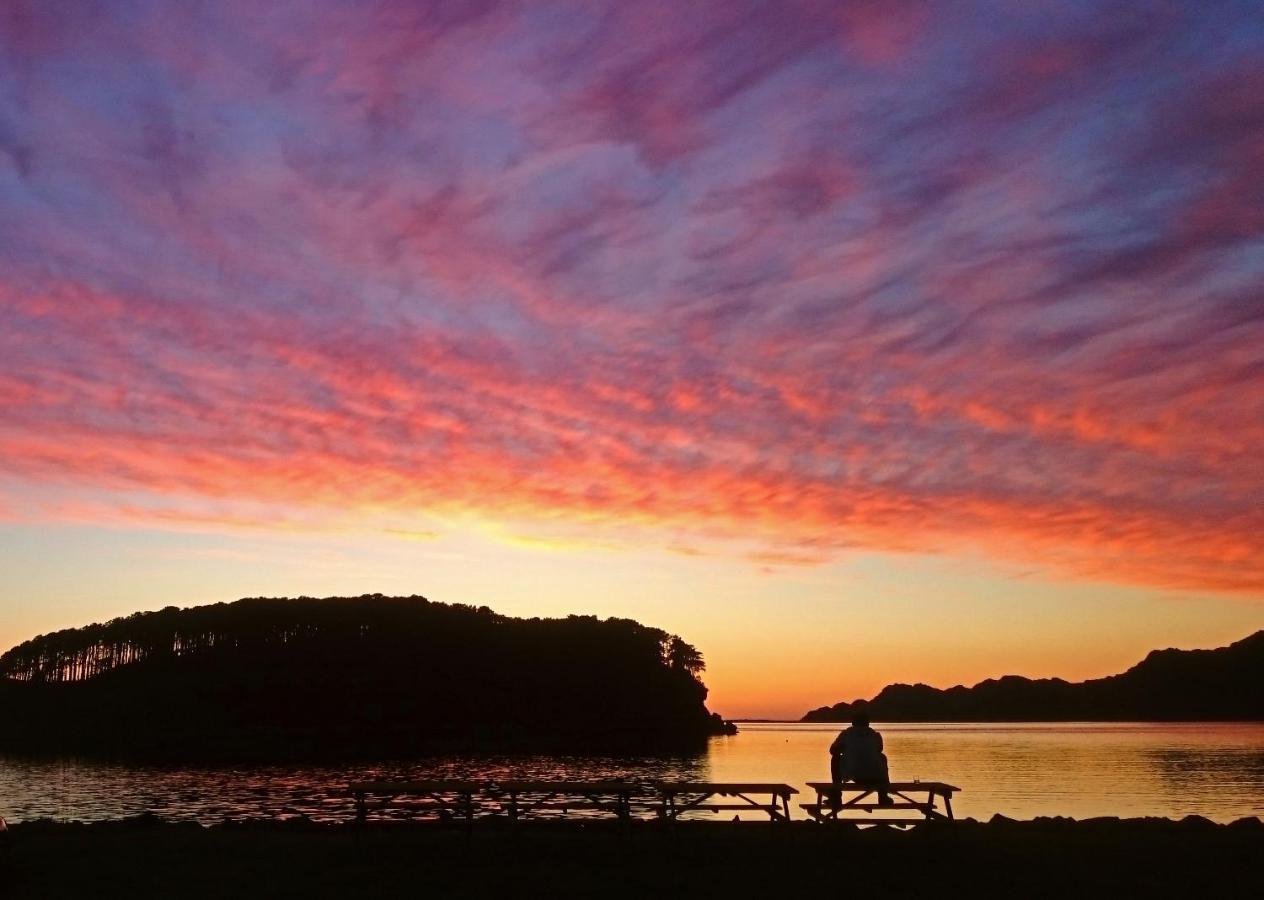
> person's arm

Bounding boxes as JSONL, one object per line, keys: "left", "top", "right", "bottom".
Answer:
{"left": 829, "top": 732, "right": 844, "bottom": 755}
{"left": 875, "top": 731, "right": 883, "bottom": 752}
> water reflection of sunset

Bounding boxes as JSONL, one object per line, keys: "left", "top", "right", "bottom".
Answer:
{"left": 3, "top": 724, "right": 1261, "bottom": 824}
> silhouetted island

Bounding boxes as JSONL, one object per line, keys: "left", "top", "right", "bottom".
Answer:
{"left": 0, "top": 595, "right": 735, "bottom": 760}
{"left": 803, "top": 631, "right": 1264, "bottom": 722}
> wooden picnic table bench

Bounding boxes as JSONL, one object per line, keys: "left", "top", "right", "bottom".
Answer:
{"left": 656, "top": 782, "right": 797, "bottom": 822}
{"left": 495, "top": 781, "right": 640, "bottom": 822}
{"left": 349, "top": 780, "right": 485, "bottom": 823}
{"left": 801, "top": 781, "right": 959, "bottom": 827}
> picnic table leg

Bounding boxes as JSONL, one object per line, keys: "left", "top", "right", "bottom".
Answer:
{"left": 942, "top": 791, "right": 954, "bottom": 821}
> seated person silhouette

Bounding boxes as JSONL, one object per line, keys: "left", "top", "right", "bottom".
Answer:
{"left": 828, "top": 703, "right": 893, "bottom": 807}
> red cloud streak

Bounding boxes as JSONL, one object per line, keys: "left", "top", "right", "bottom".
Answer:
{"left": 0, "top": 1, "right": 1261, "bottom": 595}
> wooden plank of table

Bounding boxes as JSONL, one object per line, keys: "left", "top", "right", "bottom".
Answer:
{"left": 802, "top": 782, "right": 957, "bottom": 824}
{"left": 675, "top": 804, "right": 784, "bottom": 812}
{"left": 801, "top": 803, "right": 948, "bottom": 820}
{"left": 659, "top": 787, "right": 792, "bottom": 821}
{"left": 819, "top": 802, "right": 934, "bottom": 811}
{"left": 498, "top": 783, "right": 638, "bottom": 821}
{"left": 350, "top": 781, "right": 479, "bottom": 822}
{"left": 509, "top": 800, "right": 629, "bottom": 819}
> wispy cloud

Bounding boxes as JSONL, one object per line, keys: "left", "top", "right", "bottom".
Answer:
{"left": 1, "top": 1, "right": 1261, "bottom": 594}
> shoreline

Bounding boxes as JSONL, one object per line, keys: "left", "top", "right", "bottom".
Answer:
{"left": 5, "top": 816, "right": 1261, "bottom": 898}
{"left": 736, "top": 720, "right": 1264, "bottom": 735}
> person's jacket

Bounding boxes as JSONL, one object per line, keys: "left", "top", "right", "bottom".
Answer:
{"left": 830, "top": 724, "right": 885, "bottom": 780}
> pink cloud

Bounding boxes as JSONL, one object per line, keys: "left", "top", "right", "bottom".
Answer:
{"left": 0, "top": 1, "right": 1261, "bottom": 597}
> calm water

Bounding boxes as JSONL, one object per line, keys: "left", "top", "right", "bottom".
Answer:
{"left": 2, "top": 723, "right": 1262, "bottom": 824}
{"left": 716, "top": 723, "right": 1264, "bottom": 822}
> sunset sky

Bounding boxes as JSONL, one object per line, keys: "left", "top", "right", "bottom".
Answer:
{"left": 2, "top": 1, "right": 1261, "bottom": 718}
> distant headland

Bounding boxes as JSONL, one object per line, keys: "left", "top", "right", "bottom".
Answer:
{"left": 0, "top": 595, "right": 736, "bottom": 761}
{"left": 802, "top": 631, "right": 1264, "bottom": 723}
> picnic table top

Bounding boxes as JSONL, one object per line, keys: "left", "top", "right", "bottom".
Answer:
{"left": 805, "top": 781, "right": 960, "bottom": 793}
{"left": 349, "top": 779, "right": 953, "bottom": 797}
{"left": 655, "top": 782, "right": 799, "bottom": 795}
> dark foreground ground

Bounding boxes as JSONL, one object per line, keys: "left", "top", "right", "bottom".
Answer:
{"left": 3, "top": 815, "right": 1262, "bottom": 899}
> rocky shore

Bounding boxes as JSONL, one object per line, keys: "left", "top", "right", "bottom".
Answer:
{"left": 3, "top": 814, "right": 1261, "bottom": 898}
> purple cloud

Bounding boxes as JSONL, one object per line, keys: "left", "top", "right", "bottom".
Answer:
{"left": 1, "top": 1, "right": 1262, "bottom": 593}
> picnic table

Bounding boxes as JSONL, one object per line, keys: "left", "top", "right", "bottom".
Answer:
{"left": 656, "top": 782, "right": 797, "bottom": 822}
{"left": 495, "top": 781, "right": 640, "bottom": 822}
{"left": 347, "top": 778, "right": 956, "bottom": 828}
{"left": 800, "top": 781, "right": 959, "bottom": 826}
{"left": 349, "top": 780, "right": 484, "bottom": 823}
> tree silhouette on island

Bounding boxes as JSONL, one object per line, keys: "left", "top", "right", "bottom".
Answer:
{"left": 0, "top": 595, "right": 735, "bottom": 761}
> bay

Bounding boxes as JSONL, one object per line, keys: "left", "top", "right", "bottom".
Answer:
{"left": 2, "top": 722, "right": 1262, "bottom": 824}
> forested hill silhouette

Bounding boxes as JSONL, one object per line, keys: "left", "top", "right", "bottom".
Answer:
{"left": 0, "top": 595, "right": 735, "bottom": 760}
{"left": 803, "top": 631, "right": 1264, "bottom": 723}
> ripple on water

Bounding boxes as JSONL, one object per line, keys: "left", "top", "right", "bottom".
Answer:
{"left": 2, "top": 724, "right": 1263, "bottom": 824}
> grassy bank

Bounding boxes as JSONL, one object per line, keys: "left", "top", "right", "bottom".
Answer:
{"left": 4, "top": 816, "right": 1262, "bottom": 899}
